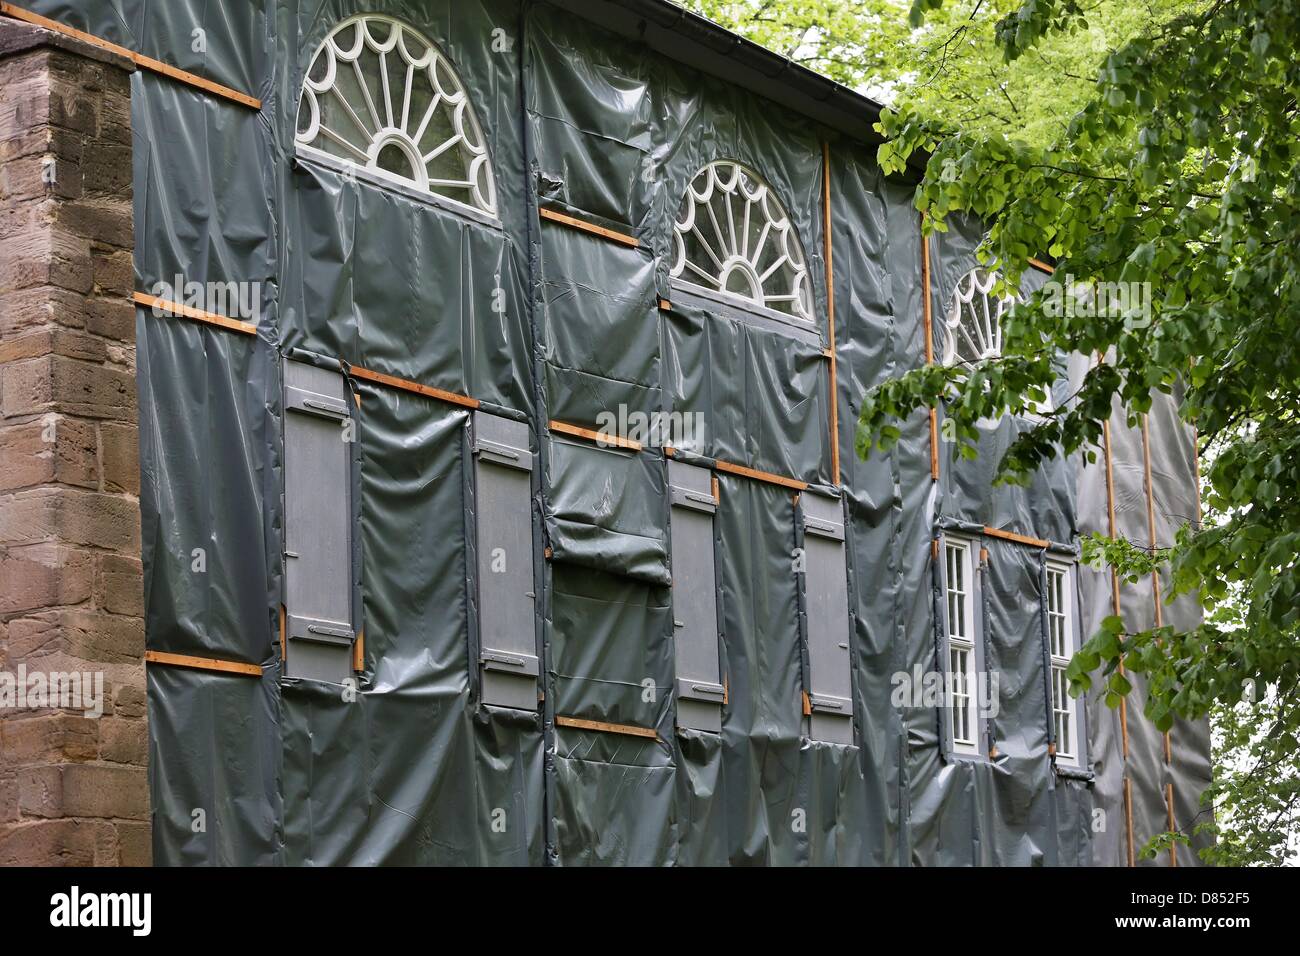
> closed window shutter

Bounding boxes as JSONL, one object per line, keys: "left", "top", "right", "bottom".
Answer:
{"left": 283, "top": 360, "right": 356, "bottom": 683}
{"left": 801, "top": 492, "right": 854, "bottom": 744}
{"left": 668, "top": 461, "right": 724, "bottom": 731}
{"left": 472, "top": 413, "right": 539, "bottom": 710}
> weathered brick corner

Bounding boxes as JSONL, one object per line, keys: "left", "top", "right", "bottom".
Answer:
{"left": 0, "top": 17, "right": 148, "bottom": 866}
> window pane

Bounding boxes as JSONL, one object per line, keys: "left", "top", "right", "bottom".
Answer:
{"left": 670, "top": 161, "right": 813, "bottom": 321}
{"left": 296, "top": 15, "right": 499, "bottom": 215}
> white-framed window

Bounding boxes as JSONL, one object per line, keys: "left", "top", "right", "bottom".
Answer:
{"left": 943, "top": 537, "right": 980, "bottom": 755}
{"left": 940, "top": 267, "right": 1052, "bottom": 415}
{"left": 940, "top": 268, "right": 1018, "bottom": 368}
{"left": 670, "top": 161, "right": 812, "bottom": 323}
{"left": 1046, "top": 560, "right": 1081, "bottom": 767}
{"left": 295, "top": 14, "right": 498, "bottom": 218}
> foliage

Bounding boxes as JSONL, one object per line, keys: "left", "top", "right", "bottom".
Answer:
{"left": 1202, "top": 693, "right": 1300, "bottom": 865}
{"left": 683, "top": 0, "right": 1200, "bottom": 146}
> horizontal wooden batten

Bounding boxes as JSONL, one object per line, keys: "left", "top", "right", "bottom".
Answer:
{"left": 983, "top": 526, "right": 1051, "bottom": 549}
{"left": 713, "top": 457, "right": 808, "bottom": 492}
{"left": 134, "top": 291, "right": 257, "bottom": 336}
{"left": 554, "top": 715, "right": 659, "bottom": 740}
{"left": 538, "top": 207, "right": 640, "bottom": 248}
{"left": 1027, "top": 257, "right": 1056, "bottom": 275}
{"left": 1, "top": 2, "right": 262, "bottom": 110}
{"left": 350, "top": 365, "right": 480, "bottom": 410}
{"left": 548, "top": 420, "right": 642, "bottom": 452}
{"left": 664, "top": 446, "right": 809, "bottom": 492}
{"left": 145, "top": 650, "right": 263, "bottom": 677}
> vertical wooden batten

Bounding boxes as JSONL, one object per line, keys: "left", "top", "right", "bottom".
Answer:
{"left": 822, "top": 142, "right": 841, "bottom": 486}
{"left": 921, "top": 216, "right": 938, "bottom": 480}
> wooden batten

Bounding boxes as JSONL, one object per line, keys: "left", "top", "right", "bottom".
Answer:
{"left": 538, "top": 207, "right": 639, "bottom": 248}
{"left": 554, "top": 715, "right": 658, "bottom": 740}
{"left": 145, "top": 650, "right": 263, "bottom": 678}
{"left": 1, "top": 3, "right": 262, "bottom": 109}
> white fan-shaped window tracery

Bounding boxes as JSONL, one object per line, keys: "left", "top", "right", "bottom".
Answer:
{"left": 295, "top": 14, "right": 497, "bottom": 216}
{"left": 670, "top": 161, "right": 813, "bottom": 322}
{"left": 940, "top": 268, "right": 1022, "bottom": 367}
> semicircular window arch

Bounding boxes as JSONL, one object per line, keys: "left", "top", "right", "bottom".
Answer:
{"left": 942, "top": 267, "right": 1054, "bottom": 416}
{"left": 940, "top": 267, "right": 1023, "bottom": 368}
{"left": 295, "top": 14, "right": 497, "bottom": 217}
{"left": 670, "top": 161, "right": 813, "bottom": 323}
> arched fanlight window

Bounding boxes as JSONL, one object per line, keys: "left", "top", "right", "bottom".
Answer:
{"left": 670, "top": 161, "right": 812, "bottom": 322}
{"left": 940, "top": 268, "right": 1022, "bottom": 367}
{"left": 295, "top": 14, "right": 497, "bottom": 217}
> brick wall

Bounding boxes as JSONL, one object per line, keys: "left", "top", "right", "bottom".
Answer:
{"left": 0, "top": 20, "right": 148, "bottom": 865}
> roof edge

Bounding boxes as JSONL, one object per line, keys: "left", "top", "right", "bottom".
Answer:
{"left": 546, "top": 0, "right": 928, "bottom": 175}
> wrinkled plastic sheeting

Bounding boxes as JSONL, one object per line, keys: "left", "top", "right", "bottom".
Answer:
{"left": 529, "top": 0, "right": 854, "bottom": 865}
{"left": 1067, "top": 347, "right": 1211, "bottom": 865}
{"left": 22, "top": 0, "right": 270, "bottom": 96}
{"left": 543, "top": 474, "right": 867, "bottom": 865}
{"left": 544, "top": 440, "right": 671, "bottom": 584}
{"left": 147, "top": 664, "right": 281, "bottom": 866}
{"left": 539, "top": 225, "right": 661, "bottom": 427}
{"left": 281, "top": 391, "right": 545, "bottom": 865}
{"left": 551, "top": 729, "right": 677, "bottom": 866}
{"left": 711, "top": 477, "right": 866, "bottom": 865}
{"left": 980, "top": 540, "right": 1054, "bottom": 865}
{"left": 287, "top": 0, "right": 533, "bottom": 236}
{"left": 1066, "top": 352, "right": 1127, "bottom": 865}
{"left": 829, "top": 147, "right": 925, "bottom": 865}
{"left": 137, "top": 316, "right": 278, "bottom": 666}
{"left": 1106, "top": 403, "right": 1178, "bottom": 866}
{"left": 52, "top": 0, "right": 1213, "bottom": 864}
{"left": 548, "top": 564, "right": 674, "bottom": 728}
{"left": 281, "top": 162, "right": 534, "bottom": 412}
{"left": 131, "top": 75, "right": 276, "bottom": 316}
{"left": 526, "top": 12, "right": 656, "bottom": 234}
{"left": 276, "top": 0, "right": 536, "bottom": 413}
{"left": 112, "top": 0, "right": 546, "bottom": 864}
{"left": 662, "top": 298, "right": 830, "bottom": 484}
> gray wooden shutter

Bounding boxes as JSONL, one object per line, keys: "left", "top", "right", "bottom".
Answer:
{"left": 472, "top": 413, "right": 538, "bottom": 710}
{"left": 668, "top": 461, "right": 724, "bottom": 731}
{"left": 283, "top": 360, "right": 355, "bottom": 684}
{"left": 801, "top": 492, "right": 854, "bottom": 744}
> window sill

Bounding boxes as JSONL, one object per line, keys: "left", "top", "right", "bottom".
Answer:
{"left": 944, "top": 747, "right": 988, "bottom": 764}
{"left": 1053, "top": 762, "right": 1094, "bottom": 783}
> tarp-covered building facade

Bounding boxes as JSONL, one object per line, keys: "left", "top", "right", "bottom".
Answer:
{"left": 7, "top": 0, "right": 1211, "bottom": 865}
